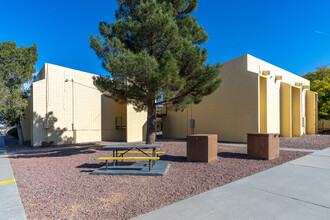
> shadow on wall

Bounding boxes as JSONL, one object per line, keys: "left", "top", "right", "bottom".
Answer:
{"left": 143, "top": 122, "right": 147, "bottom": 141}
{"left": 33, "top": 111, "right": 73, "bottom": 146}
{"left": 101, "top": 95, "right": 126, "bottom": 141}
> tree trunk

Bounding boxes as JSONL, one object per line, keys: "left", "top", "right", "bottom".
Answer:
{"left": 146, "top": 101, "right": 157, "bottom": 144}
{"left": 16, "top": 122, "right": 24, "bottom": 145}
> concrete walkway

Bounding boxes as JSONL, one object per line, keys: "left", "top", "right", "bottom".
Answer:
{"left": 135, "top": 147, "right": 330, "bottom": 220}
{"left": 218, "top": 142, "right": 319, "bottom": 153}
{"left": 0, "top": 137, "right": 27, "bottom": 220}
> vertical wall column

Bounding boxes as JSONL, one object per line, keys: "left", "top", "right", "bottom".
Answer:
{"left": 306, "top": 90, "right": 317, "bottom": 134}
{"left": 259, "top": 76, "right": 267, "bottom": 133}
{"left": 292, "top": 87, "right": 301, "bottom": 136}
{"left": 280, "top": 82, "right": 292, "bottom": 137}
{"left": 315, "top": 93, "right": 318, "bottom": 134}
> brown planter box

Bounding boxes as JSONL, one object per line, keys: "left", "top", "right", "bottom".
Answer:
{"left": 247, "top": 133, "right": 280, "bottom": 160}
{"left": 187, "top": 134, "right": 218, "bottom": 162}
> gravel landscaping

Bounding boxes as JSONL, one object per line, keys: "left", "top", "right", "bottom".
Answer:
{"left": 280, "top": 135, "right": 330, "bottom": 150}
{"left": 10, "top": 141, "right": 309, "bottom": 219}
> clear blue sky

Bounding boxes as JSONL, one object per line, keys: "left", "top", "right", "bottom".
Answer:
{"left": 1, "top": 0, "right": 329, "bottom": 76}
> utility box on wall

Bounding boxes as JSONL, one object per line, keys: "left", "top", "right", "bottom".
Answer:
{"left": 187, "top": 134, "right": 218, "bottom": 162}
{"left": 247, "top": 133, "right": 280, "bottom": 160}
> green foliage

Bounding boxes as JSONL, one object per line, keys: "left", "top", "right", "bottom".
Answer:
{"left": 0, "top": 41, "right": 38, "bottom": 126}
{"left": 7, "top": 127, "right": 18, "bottom": 139}
{"left": 302, "top": 66, "right": 330, "bottom": 120}
{"left": 90, "top": 0, "right": 222, "bottom": 111}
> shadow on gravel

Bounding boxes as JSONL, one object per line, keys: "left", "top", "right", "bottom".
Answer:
{"left": 9, "top": 149, "right": 97, "bottom": 159}
{"left": 76, "top": 163, "right": 102, "bottom": 173}
{"left": 218, "top": 152, "right": 264, "bottom": 160}
{"left": 159, "top": 155, "right": 187, "bottom": 162}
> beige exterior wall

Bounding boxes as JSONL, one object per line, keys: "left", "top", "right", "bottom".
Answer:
{"left": 280, "top": 82, "right": 292, "bottom": 137}
{"left": 164, "top": 55, "right": 259, "bottom": 142}
{"left": 292, "top": 86, "right": 301, "bottom": 136}
{"left": 126, "top": 105, "right": 147, "bottom": 142}
{"left": 259, "top": 76, "right": 267, "bottom": 133}
{"left": 22, "top": 63, "right": 146, "bottom": 147}
{"left": 247, "top": 55, "right": 310, "bottom": 136}
{"left": 101, "top": 96, "right": 126, "bottom": 141}
{"left": 306, "top": 90, "right": 318, "bottom": 134}
{"left": 163, "top": 54, "right": 315, "bottom": 143}
{"left": 21, "top": 96, "right": 32, "bottom": 141}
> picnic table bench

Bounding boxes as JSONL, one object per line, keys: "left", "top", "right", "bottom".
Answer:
{"left": 98, "top": 157, "right": 160, "bottom": 171}
{"left": 98, "top": 144, "right": 164, "bottom": 172}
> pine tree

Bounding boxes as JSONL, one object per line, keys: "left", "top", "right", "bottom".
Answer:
{"left": 0, "top": 41, "right": 38, "bottom": 144}
{"left": 90, "top": 0, "right": 221, "bottom": 144}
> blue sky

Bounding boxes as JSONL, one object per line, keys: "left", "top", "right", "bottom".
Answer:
{"left": 1, "top": 0, "right": 329, "bottom": 76}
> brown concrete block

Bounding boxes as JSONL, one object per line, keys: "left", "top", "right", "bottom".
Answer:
{"left": 187, "top": 134, "right": 218, "bottom": 162}
{"left": 247, "top": 133, "right": 279, "bottom": 160}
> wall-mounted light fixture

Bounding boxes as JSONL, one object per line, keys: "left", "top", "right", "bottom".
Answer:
{"left": 262, "top": 70, "right": 270, "bottom": 76}
{"left": 295, "top": 82, "right": 302, "bottom": 87}
{"left": 275, "top": 75, "right": 282, "bottom": 80}
{"left": 302, "top": 85, "right": 309, "bottom": 89}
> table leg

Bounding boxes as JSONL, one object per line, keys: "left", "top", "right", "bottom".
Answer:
{"left": 116, "top": 150, "right": 118, "bottom": 165}
{"left": 112, "top": 150, "right": 116, "bottom": 166}
{"left": 152, "top": 148, "right": 156, "bottom": 166}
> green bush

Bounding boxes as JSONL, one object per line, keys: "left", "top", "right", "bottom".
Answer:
{"left": 7, "top": 127, "right": 18, "bottom": 139}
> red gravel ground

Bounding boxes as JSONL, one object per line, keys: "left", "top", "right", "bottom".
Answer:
{"left": 280, "top": 135, "right": 330, "bottom": 150}
{"left": 9, "top": 141, "right": 309, "bottom": 219}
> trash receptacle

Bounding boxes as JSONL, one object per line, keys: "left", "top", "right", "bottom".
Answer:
{"left": 187, "top": 134, "right": 218, "bottom": 162}
{"left": 247, "top": 133, "right": 279, "bottom": 160}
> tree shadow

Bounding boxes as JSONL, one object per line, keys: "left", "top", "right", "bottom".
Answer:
{"left": 32, "top": 111, "right": 73, "bottom": 146}
{"left": 218, "top": 152, "right": 264, "bottom": 161}
{"left": 9, "top": 148, "right": 97, "bottom": 159}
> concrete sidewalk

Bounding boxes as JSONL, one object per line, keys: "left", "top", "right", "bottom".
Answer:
{"left": 218, "top": 142, "right": 319, "bottom": 153}
{"left": 135, "top": 147, "right": 330, "bottom": 220}
{"left": 0, "top": 137, "right": 27, "bottom": 220}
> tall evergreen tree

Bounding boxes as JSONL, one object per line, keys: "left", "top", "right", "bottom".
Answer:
{"left": 90, "top": 0, "right": 221, "bottom": 144}
{"left": 0, "top": 41, "right": 38, "bottom": 144}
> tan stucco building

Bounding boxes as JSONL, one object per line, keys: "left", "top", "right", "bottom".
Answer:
{"left": 22, "top": 63, "right": 147, "bottom": 147}
{"left": 22, "top": 54, "right": 318, "bottom": 146}
{"left": 162, "top": 54, "right": 318, "bottom": 142}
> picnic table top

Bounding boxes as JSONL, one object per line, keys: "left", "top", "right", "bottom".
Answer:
{"left": 103, "top": 144, "right": 163, "bottom": 150}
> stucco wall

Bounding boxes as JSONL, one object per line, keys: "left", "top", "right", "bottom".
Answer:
{"left": 280, "top": 82, "right": 292, "bottom": 137}
{"left": 101, "top": 95, "right": 126, "bottom": 141}
{"left": 126, "top": 105, "right": 147, "bottom": 142}
{"left": 21, "top": 96, "right": 32, "bottom": 141}
{"left": 247, "top": 54, "right": 310, "bottom": 135}
{"left": 163, "top": 54, "right": 314, "bottom": 142}
{"left": 27, "top": 63, "right": 145, "bottom": 147}
{"left": 164, "top": 55, "right": 259, "bottom": 142}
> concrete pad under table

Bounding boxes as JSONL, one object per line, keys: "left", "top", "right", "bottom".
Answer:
{"left": 92, "top": 161, "right": 170, "bottom": 176}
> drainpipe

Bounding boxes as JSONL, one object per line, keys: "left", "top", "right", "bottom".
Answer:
{"left": 45, "top": 64, "right": 49, "bottom": 141}
{"left": 65, "top": 78, "right": 75, "bottom": 143}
